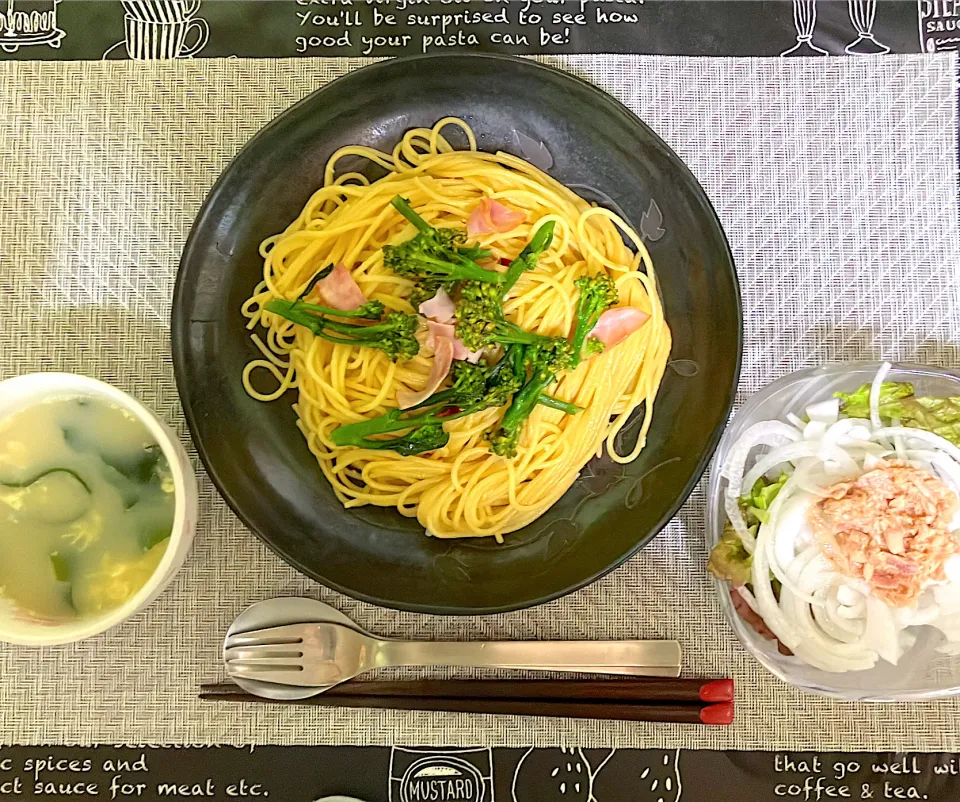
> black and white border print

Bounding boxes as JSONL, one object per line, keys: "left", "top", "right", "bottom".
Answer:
{"left": 103, "top": 0, "right": 208, "bottom": 60}
{"left": 0, "top": 0, "right": 64, "bottom": 54}
{"left": 318, "top": 747, "right": 685, "bottom": 802}
{"left": 0, "top": 0, "right": 948, "bottom": 61}
{"left": 1, "top": 746, "right": 959, "bottom": 800}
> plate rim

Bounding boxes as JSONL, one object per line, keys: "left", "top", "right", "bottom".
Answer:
{"left": 171, "top": 52, "right": 744, "bottom": 614}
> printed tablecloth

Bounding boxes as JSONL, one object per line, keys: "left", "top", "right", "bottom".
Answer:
{"left": 0, "top": 53, "right": 959, "bottom": 751}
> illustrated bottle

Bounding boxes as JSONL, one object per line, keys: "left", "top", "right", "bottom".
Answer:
{"left": 781, "top": 0, "right": 829, "bottom": 56}
{"left": 845, "top": 0, "right": 890, "bottom": 54}
{"left": 918, "top": 0, "right": 960, "bottom": 53}
{"left": 389, "top": 747, "right": 493, "bottom": 802}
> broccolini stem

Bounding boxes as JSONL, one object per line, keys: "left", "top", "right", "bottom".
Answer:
{"left": 569, "top": 274, "right": 618, "bottom": 368}
{"left": 391, "top": 196, "right": 434, "bottom": 235}
{"left": 332, "top": 410, "right": 411, "bottom": 442}
{"left": 537, "top": 394, "right": 582, "bottom": 415}
{"left": 331, "top": 404, "right": 479, "bottom": 446}
{"left": 265, "top": 299, "right": 419, "bottom": 362}
{"left": 402, "top": 387, "right": 458, "bottom": 413}
{"left": 486, "top": 344, "right": 523, "bottom": 385}
{"left": 499, "top": 368, "right": 555, "bottom": 434}
{"left": 495, "top": 322, "right": 561, "bottom": 348}
{"left": 266, "top": 300, "right": 391, "bottom": 341}
{"left": 321, "top": 318, "right": 400, "bottom": 338}
{"left": 264, "top": 300, "right": 327, "bottom": 337}
{"left": 502, "top": 220, "right": 556, "bottom": 291}
{"left": 414, "top": 253, "right": 501, "bottom": 283}
{"left": 290, "top": 299, "right": 384, "bottom": 319}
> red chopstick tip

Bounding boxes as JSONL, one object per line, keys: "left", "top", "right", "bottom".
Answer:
{"left": 699, "top": 701, "right": 734, "bottom": 726}
{"left": 699, "top": 679, "right": 734, "bottom": 703}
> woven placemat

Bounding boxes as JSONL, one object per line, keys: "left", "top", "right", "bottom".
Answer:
{"left": 0, "top": 54, "right": 958, "bottom": 750}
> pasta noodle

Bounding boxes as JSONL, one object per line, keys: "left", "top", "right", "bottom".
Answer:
{"left": 241, "top": 118, "right": 671, "bottom": 540}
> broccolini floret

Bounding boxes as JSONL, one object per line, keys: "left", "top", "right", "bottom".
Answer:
{"left": 569, "top": 274, "right": 618, "bottom": 367}
{"left": 383, "top": 196, "right": 497, "bottom": 284}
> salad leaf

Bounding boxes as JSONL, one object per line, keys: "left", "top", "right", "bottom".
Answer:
{"left": 747, "top": 473, "right": 788, "bottom": 510}
{"left": 742, "top": 472, "right": 788, "bottom": 524}
{"left": 915, "top": 395, "right": 960, "bottom": 423}
{"left": 834, "top": 381, "right": 915, "bottom": 418}
{"left": 708, "top": 521, "right": 754, "bottom": 586}
{"left": 709, "top": 472, "right": 788, "bottom": 587}
{"left": 912, "top": 396, "right": 960, "bottom": 444}
{"left": 836, "top": 381, "right": 960, "bottom": 446}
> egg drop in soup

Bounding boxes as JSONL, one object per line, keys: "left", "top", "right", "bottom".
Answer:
{"left": 0, "top": 397, "right": 175, "bottom": 622}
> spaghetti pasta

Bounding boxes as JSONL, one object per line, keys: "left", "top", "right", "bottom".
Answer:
{"left": 241, "top": 119, "right": 671, "bottom": 540}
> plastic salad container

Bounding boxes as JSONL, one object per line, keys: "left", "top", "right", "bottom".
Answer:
{"left": 706, "top": 361, "right": 960, "bottom": 700}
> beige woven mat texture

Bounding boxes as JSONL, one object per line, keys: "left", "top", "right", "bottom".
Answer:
{"left": 0, "top": 54, "right": 958, "bottom": 750}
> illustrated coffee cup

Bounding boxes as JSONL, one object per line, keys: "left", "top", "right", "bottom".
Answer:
{"left": 121, "top": 0, "right": 200, "bottom": 24}
{"left": 124, "top": 14, "right": 208, "bottom": 59}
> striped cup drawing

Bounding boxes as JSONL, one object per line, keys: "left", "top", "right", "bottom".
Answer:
{"left": 123, "top": 13, "right": 207, "bottom": 59}
{"left": 121, "top": 0, "right": 200, "bottom": 24}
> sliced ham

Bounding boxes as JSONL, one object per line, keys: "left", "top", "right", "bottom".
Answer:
{"left": 418, "top": 287, "right": 456, "bottom": 323}
{"left": 397, "top": 336, "right": 454, "bottom": 410}
{"left": 306, "top": 263, "right": 367, "bottom": 311}
{"left": 425, "top": 320, "right": 484, "bottom": 364}
{"left": 425, "top": 320, "right": 455, "bottom": 347}
{"left": 589, "top": 306, "right": 650, "bottom": 349}
{"left": 451, "top": 340, "right": 484, "bottom": 364}
{"left": 466, "top": 198, "right": 525, "bottom": 237}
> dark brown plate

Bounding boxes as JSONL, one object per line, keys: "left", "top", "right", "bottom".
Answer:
{"left": 171, "top": 54, "right": 741, "bottom": 613}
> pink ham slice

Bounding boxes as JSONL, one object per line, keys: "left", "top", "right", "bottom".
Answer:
{"left": 425, "top": 320, "right": 483, "bottom": 364}
{"left": 306, "top": 263, "right": 367, "bottom": 311}
{"left": 452, "top": 340, "right": 484, "bottom": 364}
{"left": 425, "top": 320, "right": 455, "bottom": 347}
{"left": 418, "top": 287, "right": 456, "bottom": 323}
{"left": 467, "top": 198, "right": 525, "bottom": 237}
{"left": 589, "top": 307, "right": 650, "bottom": 349}
{"left": 397, "top": 336, "right": 454, "bottom": 410}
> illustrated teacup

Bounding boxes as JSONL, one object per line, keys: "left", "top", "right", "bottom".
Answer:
{"left": 121, "top": 0, "right": 200, "bottom": 24}
{"left": 124, "top": 14, "right": 208, "bottom": 59}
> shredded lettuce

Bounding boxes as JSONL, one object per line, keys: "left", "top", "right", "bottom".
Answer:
{"left": 743, "top": 472, "right": 788, "bottom": 523}
{"left": 709, "top": 472, "right": 789, "bottom": 586}
{"left": 836, "top": 381, "right": 960, "bottom": 446}
{"left": 835, "top": 381, "right": 914, "bottom": 417}
{"left": 747, "top": 473, "right": 788, "bottom": 510}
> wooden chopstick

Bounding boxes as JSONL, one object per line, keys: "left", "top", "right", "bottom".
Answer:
{"left": 200, "top": 690, "right": 732, "bottom": 724}
{"left": 201, "top": 677, "right": 733, "bottom": 703}
{"left": 199, "top": 678, "right": 735, "bottom": 726}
